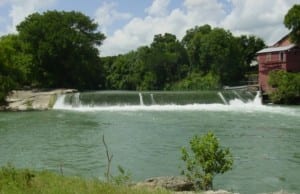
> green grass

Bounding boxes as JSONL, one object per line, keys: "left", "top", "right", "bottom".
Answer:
{"left": 0, "top": 165, "right": 171, "bottom": 194}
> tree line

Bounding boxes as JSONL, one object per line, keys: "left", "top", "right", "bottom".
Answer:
{"left": 0, "top": 10, "right": 268, "bottom": 104}
{"left": 102, "top": 27, "right": 265, "bottom": 91}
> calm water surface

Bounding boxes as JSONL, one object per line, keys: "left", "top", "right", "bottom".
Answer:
{"left": 0, "top": 97, "right": 299, "bottom": 193}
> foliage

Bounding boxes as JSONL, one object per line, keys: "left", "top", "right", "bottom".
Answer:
{"left": 0, "top": 19, "right": 266, "bottom": 101}
{"left": 236, "top": 35, "right": 266, "bottom": 72}
{"left": 171, "top": 72, "right": 220, "bottom": 90}
{"left": 17, "top": 10, "right": 105, "bottom": 89}
{"left": 181, "top": 25, "right": 264, "bottom": 86}
{"left": 0, "top": 165, "right": 169, "bottom": 194}
{"left": 102, "top": 27, "right": 264, "bottom": 91}
{"left": 284, "top": 4, "right": 300, "bottom": 44}
{"left": 0, "top": 34, "right": 33, "bottom": 104}
{"left": 104, "top": 52, "right": 144, "bottom": 90}
{"left": 268, "top": 70, "right": 300, "bottom": 104}
{"left": 111, "top": 165, "right": 132, "bottom": 186}
{"left": 103, "top": 34, "right": 189, "bottom": 90}
{"left": 146, "top": 33, "right": 189, "bottom": 89}
{"left": 181, "top": 132, "right": 233, "bottom": 190}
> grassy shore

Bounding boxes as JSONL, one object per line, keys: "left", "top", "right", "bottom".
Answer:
{"left": 0, "top": 165, "right": 171, "bottom": 194}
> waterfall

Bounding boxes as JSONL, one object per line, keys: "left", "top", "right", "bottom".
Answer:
{"left": 72, "top": 93, "right": 81, "bottom": 107}
{"left": 139, "top": 93, "right": 144, "bottom": 106}
{"left": 53, "top": 90, "right": 265, "bottom": 111}
{"left": 218, "top": 92, "right": 228, "bottom": 105}
{"left": 233, "top": 91, "right": 245, "bottom": 102}
{"left": 253, "top": 91, "right": 262, "bottom": 105}
{"left": 150, "top": 93, "right": 156, "bottom": 105}
{"left": 53, "top": 94, "right": 66, "bottom": 109}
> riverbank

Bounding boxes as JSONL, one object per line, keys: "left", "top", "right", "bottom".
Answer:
{"left": 2, "top": 89, "right": 77, "bottom": 111}
{"left": 0, "top": 165, "right": 231, "bottom": 194}
{"left": 0, "top": 166, "right": 294, "bottom": 194}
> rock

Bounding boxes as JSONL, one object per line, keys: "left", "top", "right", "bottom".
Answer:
{"left": 136, "top": 176, "right": 194, "bottom": 191}
{"left": 4, "top": 89, "right": 77, "bottom": 111}
{"left": 135, "top": 176, "right": 238, "bottom": 194}
{"left": 173, "top": 190, "right": 236, "bottom": 194}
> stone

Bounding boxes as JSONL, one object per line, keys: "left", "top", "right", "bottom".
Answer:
{"left": 136, "top": 176, "right": 194, "bottom": 191}
{"left": 4, "top": 89, "right": 77, "bottom": 111}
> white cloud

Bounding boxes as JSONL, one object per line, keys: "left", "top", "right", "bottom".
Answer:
{"left": 7, "top": 0, "right": 56, "bottom": 33}
{"left": 101, "top": 0, "right": 298, "bottom": 56}
{"left": 220, "top": 0, "right": 297, "bottom": 44}
{"left": 145, "top": 0, "right": 170, "bottom": 17}
{"left": 0, "top": 0, "right": 8, "bottom": 6}
{"left": 101, "top": 0, "right": 226, "bottom": 56}
{"left": 94, "top": 2, "right": 132, "bottom": 34}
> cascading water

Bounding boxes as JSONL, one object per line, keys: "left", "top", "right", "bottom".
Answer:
{"left": 233, "top": 90, "right": 245, "bottom": 102}
{"left": 50, "top": 90, "right": 297, "bottom": 115}
{"left": 150, "top": 93, "right": 156, "bottom": 105}
{"left": 139, "top": 93, "right": 144, "bottom": 106}
{"left": 73, "top": 93, "right": 81, "bottom": 107}
{"left": 218, "top": 92, "right": 228, "bottom": 105}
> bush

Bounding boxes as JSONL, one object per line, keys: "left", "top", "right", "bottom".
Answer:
{"left": 181, "top": 132, "right": 233, "bottom": 190}
{"left": 0, "top": 75, "right": 16, "bottom": 105}
{"left": 268, "top": 70, "right": 300, "bottom": 104}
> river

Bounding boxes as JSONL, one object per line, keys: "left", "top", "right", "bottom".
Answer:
{"left": 0, "top": 91, "right": 299, "bottom": 193}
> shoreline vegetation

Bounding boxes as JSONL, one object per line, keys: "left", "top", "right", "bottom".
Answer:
{"left": 0, "top": 165, "right": 292, "bottom": 194}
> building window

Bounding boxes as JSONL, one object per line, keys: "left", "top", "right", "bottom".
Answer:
{"left": 265, "top": 53, "right": 271, "bottom": 62}
{"left": 279, "top": 52, "right": 286, "bottom": 62}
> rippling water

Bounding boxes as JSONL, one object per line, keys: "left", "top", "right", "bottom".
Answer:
{"left": 0, "top": 93, "right": 299, "bottom": 193}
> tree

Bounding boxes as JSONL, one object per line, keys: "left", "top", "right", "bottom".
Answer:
{"left": 268, "top": 70, "right": 300, "bottom": 104}
{"left": 181, "top": 132, "right": 233, "bottom": 190}
{"left": 284, "top": 4, "right": 300, "bottom": 44}
{"left": 181, "top": 24, "right": 212, "bottom": 71}
{"left": 0, "top": 35, "right": 33, "bottom": 104}
{"left": 105, "top": 51, "right": 144, "bottom": 90}
{"left": 17, "top": 10, "right": 105, "bottom": 89}
{"left": 146, "top": 33, "right": 189, "bottom": 89}
{"left": 236, "top": 35, "right": 265, "bottom": 70}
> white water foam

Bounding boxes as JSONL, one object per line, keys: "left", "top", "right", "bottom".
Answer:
{"left": 139, "top": 92, "right": 144, "bottom": 106}
{"left": 53, "top": 92, "right": 299, "bottom": 116}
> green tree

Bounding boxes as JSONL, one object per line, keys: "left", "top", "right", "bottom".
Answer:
{"left": 236, "top": 35, "right": 265, "bottom": 71}
{"left": 17, "top": 10, "right": 105, "bottom": 89}
{"left": 145, "top": 33, "right": 189, "bottom": 89}
{"left": 181, "top": 132, "right": 233, "bottom": 190}
{"left": 181, "top": 24, "right": 212, "bottom": 71}
{"left": 105, "top": 51, "right": 144, "bottom": 90}
{"left": 0, "top": 35, "right": 33, "bottom": 104}
{"left": 284, "top": 4, "right": 300, "bottom": 44}
{"left": 199, "top": 28, "right": 244, "bottom": 85}
{"left": 268, "top": 70, "right": 300, "bottom": 104}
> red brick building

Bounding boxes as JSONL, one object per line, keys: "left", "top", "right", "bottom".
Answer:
{"left": 257, "top": 35, "right": 300, "bottom": 93}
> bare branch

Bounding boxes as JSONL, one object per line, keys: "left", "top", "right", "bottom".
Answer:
{"left": 102, "top": 134, "right": 113, "bottom": 182}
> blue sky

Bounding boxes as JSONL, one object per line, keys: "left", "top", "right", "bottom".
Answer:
{"left": 0, "top": 0, "right": 298, "bottom": 56}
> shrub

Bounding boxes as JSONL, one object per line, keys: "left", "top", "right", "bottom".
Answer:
{"left": 268, "top": 70, "right": 300, "bottom": 104}
{"left": 181, "top": 132, "right": 233, "bottom": 190}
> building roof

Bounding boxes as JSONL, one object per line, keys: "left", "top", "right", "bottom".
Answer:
{"left": 257, "top": 44, "right": 296, "bottom": 54}
{"left": 272, "top": 34, "right": 290, "bottom": 47}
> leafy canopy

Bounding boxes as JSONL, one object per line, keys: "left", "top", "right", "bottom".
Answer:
{"left": 0, "top": 35, "right": 33, "bottom": 104}
{"left": 17, "top": 10, "right": 105, "bottom": 89}
{"left": 284, "top": 4, "right": 300, "bottom": 44}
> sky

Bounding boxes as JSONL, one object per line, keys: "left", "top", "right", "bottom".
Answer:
{"left": 0, "top": 0, "right": 298, "bottom": 56}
